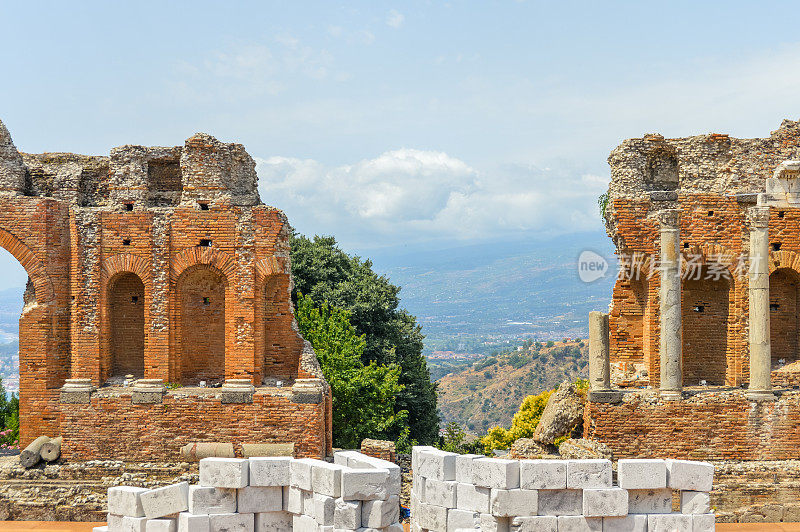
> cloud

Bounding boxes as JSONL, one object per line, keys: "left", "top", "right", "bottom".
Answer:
{"left": 386, "top": 9, "right": 405, "bottom": 28}
{"left": 256, "top": 150, "right": 608, "bottom": 246}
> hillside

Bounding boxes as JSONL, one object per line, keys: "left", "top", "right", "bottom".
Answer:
{"left": 436, "top": 340, "right": 588, "bottom": 434}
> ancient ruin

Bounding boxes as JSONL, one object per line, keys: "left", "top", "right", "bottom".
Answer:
{"left": 0, "top": 119, "right": 331, "bottom": 461}
{"left": 585, "top": 120, "right": 800, "bottom": 461}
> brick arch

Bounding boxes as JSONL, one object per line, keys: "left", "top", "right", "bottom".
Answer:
{"left": 0, "top": 227, "right": 54, "bottom": 303}
{"left": 171, "top": 247, "right": 237, "bottom": 284}
{"left": 254, "top": 255, "right": 286, "bottom": 284}
{"left": 680, "top": 242, "right": 740, "bottom": 276}
{"left": 768, "top": 249, "right": 800, "bottom": 274}
{"left": 101, "top": 253, "right": 152, "bottom": 284}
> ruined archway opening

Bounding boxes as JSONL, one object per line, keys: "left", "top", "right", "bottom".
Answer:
{"left": 769, "top": 268, "right": 800, "bottom": 365}
{"left": 682, "top": 266, "right": 730, "bottom": 385}
{"left": 178, "top": 266, "right": 226, "bottom": 385}
{"left": 109, "top": 273, "right": 145, "bottom": 379}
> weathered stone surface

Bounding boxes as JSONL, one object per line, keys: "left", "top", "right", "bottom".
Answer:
{"left": 617, "top": 459, "right": 667, "bottom": 490}
{"left": 556, "top": 515, "right": 602, "bottom": 532}
{"left": 361, "top": 494, "right": 399, "bottom": 527}
{"left": 507, "top": 439, "right": 554, "bottom": 460}
{"left": 416, "top": 447, "right": 458, "bottom": 481}
{"left": 177, "top": 513, "right": 209, "bottom": 532}
{"left": 448, "top": 508, "right": 480, "bottom": 531}
{"left": 313, "top": 493, "right": 336, "bottom": 525}
{"left": 680, "top": 491, "right": 710, "bottom": 515}
{"left": 199, "top": 458, "right": 249, "bottom": 489}
{"left": 692, "top": 513, "right": 716, "bottom": 531}
{"left": 510, "top": 515, "right": 557, "bottom": 532}
{"left": 558, "top": 439, "right": 613, "bottom": 461}
{"left": 425, "top": 477, "right": 457, "bottom": 508}
{"left": 145, "top": 518, "right": 176, "bottom": 532}
{"left": 455, "top": 453, "right": 483, "bottom": 483}
{"left": 666, "top": 459, "right": 714, "bottom": 492}
{"left": 208, "top": 512, "right": 255, "bottom": 531}
{"left": 0, "top": 119, "right": 26, "bottom": 193}
{"left": 582, "top": 488, "right": 627, "bottom": 517}
{"left": 188, "top": 485, "right": 236, "bottom": 514}
{"left": 180, "top": 443, "right": 235, "bottom": 461}
{"left": 311, "top": 461, "right": 344, "bottom": 497}
{"left": 341, "top": 468, "right": 389, "bottom": 501}
{"left": 626, "top": 488, "right": 672, "bottom": 514}
{"left": 334, "top": 498, "right": 361, "bottom": 529}
{"left": 472, "top": 458, "right": 520, "bottom": 489}
{"left": 532, "top": 382, "right": 585, "bottom": 444}
{"left": 253, "top": 511, "right": 292, "bottom": 532}
{"left": 289, "top": 458, "right": 315, "bottom": 491}
{"left": 519, "top": 459, "right": 566, "bottom": 490}
{"left": 537, "top": 489, "right": 582, "bottom": 516}
{"left": 140, "top": 482, "right": 189, "bottom": 519}
{"left": 237, "top": 486, "right": 282, "bottom": 513}
{"left": 249, "top": 457, "right": 291, "bottom": 487}
{"left": 456, "top": 483, "right": 491, "bottom": 513}
{"left": 489, "top": 488, "right": 537, "bottom": 517}
{"left": 108, "top": 486, "right": 148, "bottom": 517}
{"left": 480, "top": 512, "right": 510, "bottom": 532}
{"left": 291, "top": 514, "right": 316, "bottom": 532}
{"left": 417, "top": 501, "right": 448, "bottom": 530}
{"left": 566, "top": 460, "right": 612, "bottom": 489}
{"left": 602, "top": 514, "right": 647, "bottom": 532}
{"left": 647, "top": 513, "right": 693, "bottom": 532}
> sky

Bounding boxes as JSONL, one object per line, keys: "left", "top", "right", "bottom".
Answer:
{"left": 2, "top": 1, "right": 800, "bottom": 289}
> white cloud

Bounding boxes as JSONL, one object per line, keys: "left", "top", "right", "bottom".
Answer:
{"left": 256, "top": 150, "right": 608, "bottom": 245}
{"left": 386, "top": 9, "right": 405, "bottom": 28}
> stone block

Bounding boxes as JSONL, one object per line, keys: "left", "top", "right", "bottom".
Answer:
{"left": 108, "top": 486, "right": 148, "bottom": 517}
{"left": 627, "top": 488, "right": 672, "bottom": 514}
{"left": 519, "top": 460, "right": 566, "bottom": 490}
{"left": 413, "top": 473, "right": 426, "bottom": 499}
{"left": 479, "top": 513, "right": 510, "bottom": 532}
{"left": 456, "top": 454, "right": 483, "bottom": 484}
{"left": 456, "top": 483, "right": 490, "bottom": 513}
{"left": 237, "top": 486, "right": 282, "bottom": 513}
{"left": 510, "top": 516, "right": 557, "bottom": 532}
{"left": 680, "top": 491, "right": 711, "bottom": 515}
{"left": 665, "top": 460, "right": 714, "bottom": 492}
{"left": 448, "top": 508, "right": 480, "bottom": 531}
{"left": 341, "top": 468, "right": 389, "bottom": 501}
{"left": 285, "top": 486, "right": 310, "bottom": 514}
{"left": 178, "top": 513, "right": 209, "bottom": 532}
{"left": 200, "top": 458, "right": 249, "bottom": 489}
{"left": 312, "top": 460, "right": 345, "bottom": 497}
{"left": 241, "top": 443, "right": 294, "bottom": 458}
{"left": 145, "top": 519, "right": 176, "bottom": 532}
{"left": 208, "top": 512, "right": 255, "bottom": 532}
{"left": 412, "top": 445, "right": 437, "bottom": 471}
{"left": 472, "top": 458, "right": 520, "bottom": 489}
{"left": 119, "top": 516, "right": 148, "bottom": 532}
{"left": 602, "top": 515, "right": 647, "bottom": 532}
{"left": 416, "top": 448, "right": 458, "bottom": 481}
{"left": 566, "top": 460, "right": 612, "bottom": 489}
{"left": 249, "top": 457, "right": 291, "bottom": 487}
{"left": 418, "top": 502, "right": 448, "bottom": 531}
{"left": 140, "top": 482, "right": 189, "bottom": 519}
{"left": 334, "top": 498, "right": 362, "bottom": 529}
{"left": 93, "top": 528, "right": 109, "bottom": 532}
{"left": 253, "top": 511, "right": 292, "bottom": 532}
{"left": 290, "top": 457, "right": 317, "bottom": 491}
{"left": 188, "top": 485, "right": 237, "bottom": 514}
{"left": 582, "top": 488, "right": 628, "bottom": 517}
{"left": 292, "top": 514, "right": 317, "bottom": 532}
{"left": 617, "top": 459, "right": 667, "bottom": 490}
{"left": 362, "top": 494, "right": 400, "bottom": 528}
{"left": 489, "top": 488, "right": 537, "bottom": 517}
{"left": 314, "top": 493, "right": 336, "bottom": 525}
{"left": 692, "top": 513, "right": 716, "bottom": 532}
{"left": 647, "top": 513, "right": 693, "bottom": 532}
{"left": 557, "top": 515, "right": 602, "bottom": 532}
{"left": 425, "top": 477, "right": 458, "bottom": 508}
{"left": 537, "top": 489, "right": 582, "bottom": 516}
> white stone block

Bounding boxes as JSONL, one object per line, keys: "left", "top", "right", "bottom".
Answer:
{"left": 362, "top": 494, "right": 399, "bottom": 528}
{"left": 472, "top": 458, "right": 520, "bottom": 489}
{"left": 281, "top": 487, "right": 289, "bottom": 512}
{"left": 602, "top": 514, "right": 647, "bottom": 532}
{"left": 566, "top": 460, "right": 612, "bottom": 489}
{"left": 106, "top": 514, "right": 123, "bottom": 531}
{"left": 647, "top": 513, "right": 693, "bottom": 532}
{"left": 455, "top": 454, "right": 483, "bottom": 484}
{"left": 253, "top": 511, "right": 292, "bottom": 532}
{"left": 448, "top": 508, "right": 480, "bottom": 531}
{"left": 627, "top": 488, "right": 672, "bottom": 514}
{"left": 489, "top": 488, "right": 537, "bottom": 517}
{"left": 208, "top": 513, "right": 255, "bottom": 532}
{"left": 426, "top": 477, "right": 458, "bottom": 508}
{"left": 537, "top": 489, "right": 582, "bottom": 516}
{"left": 334, "top": 498, "right": 362, "bottom": 529}
{"left": 285, "top": 486, "right": 306, "bottom": 514}
{"left": 692, "top": 513, "right": 716, "bottom": 532}
{"left": 238, "top": 486, "right": 282, "bottom": 513}
{"left": 413, "top": 473, "right": 426, "bottom": 499}
{"left": 557, "top": 515, "right": 602, "bottom": 532}
{"left": 385, "top": 523, "right": 404, "bottom": 532}
{"left": 93, "top": 528, "right": 109, "bottom": 532}
{"left": 145, "top": 519, "right": 176, "bottom": 532}
{"left": 314, "top": 493, "right": 336, "bottom": 525}
{"left": 456, "top": 483, "right": 490, "bottom": 513}
{"left": 510, "top": 515, "right": 557, "bottom": 532}
{"left": 417, "top": 448, "right": 458, "bottom": 481}
{"left": 200, "top": 458, "right": 249, "bottom": 489}
{"left": 290, "top": 457, "right": 316, "bottom": 491}
{"left": 292, "top": 516, "right": 315, "bottom": 532}
{"left": 249, "top": 457, "right": 291, "bottom": 487}
{"left": 480, "top": 513, "right": 510, "bottom": 532}
{"left": 313, "top": 461, "right": 345, "bottom": 497}
{"left": 140, "top": 482, "right": 189, "bottom": 519}
{"left": 617, "top": 459, "right": 667, "bottom": 490}
{"left": 341, "top": 468, "right": 389, "bottom": 500}
{"left": 519, "top": 460, "right": 566, "bottom": 490}
{"left": 412, "top": 446, "right": 438, "bottom": 473}
{"left": 108, "top": 486, "right": 148, "bottom": 517}
{"left": 188, "top": 485, "right": 237, "bottom": 515}
{"left": 666, "top": 460, "right": 714, "bottom": 492}
{"left": 418, "top": 502, "right": 448, "bottom": 530}
{"left": 681, "top": 491, "right": 711, "bottom": 514}
{"left": 119, "top": 515, "right": 148, "bottom": 532}
{"left": 178, "top": 513, "right": 209, "bottom": 532}
{"left": 582, "top": 488, "right": 628, "bottom": 517}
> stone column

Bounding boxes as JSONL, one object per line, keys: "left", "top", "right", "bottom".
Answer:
{"left": 658, "top": 209, "right": 682, "bottom": 400}
{"left": 746, "top": 206, "right": 775, "bottom": 401}
{"left": 588, "top": 311, "right": 622, "bottom": 403}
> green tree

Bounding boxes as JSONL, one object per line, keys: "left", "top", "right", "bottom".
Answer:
{"left": 481, "top": 389, "right": 553, "bottom": 454}
{"left": 0, "top": 377, "right": 18, "bottom": 449}
{"left": 290, "top": 234, "right": 439, "bottom": 444}
{"left": 296, "top": 293, "right": 408, "bottom": 449}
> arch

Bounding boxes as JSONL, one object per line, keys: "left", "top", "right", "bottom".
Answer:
{"left": 101, "top": 253, "right": 152, "bottom": 284}
{"left": 768, "top": 249, "right": 800, "bottom": 274}
{"left": 770, "top": 268, "right": 800, "bottom": 364}
{"left": 107, "top": 272, "right": 145, "bottom": 378}
{"left": 0, "top": 227, "right": 54, "bottom": 303}
{"left": 682, "top": 265, "right": 730, "bottom": 385}
{"left": 255, "top": 255, "right": 286, "bottom": 282}
{"left": 171, "top": 247, "right": 237, "bottom": 284}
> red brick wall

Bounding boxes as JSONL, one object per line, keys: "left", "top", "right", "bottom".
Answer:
{"left": 682, "top": 270, "right": 730, "bottom": 385}
{"left": 770, "top": 268, "right": 800, "bottom": 363}
{"left": 109, "top": 273, "right": 145, "bottom": 378}
{"left": 177, "top": 266, "right": 226, "bottom": 385}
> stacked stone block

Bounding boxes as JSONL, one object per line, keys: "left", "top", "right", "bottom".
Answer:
{"left": 410, "top": 447, "right": 715, "bottom": 531}
{"left": 95, "top": 451, "right": 402, "bottom": 531}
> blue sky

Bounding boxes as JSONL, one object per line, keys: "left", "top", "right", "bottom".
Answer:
{"left": 2, "top": 1, "right": 800, "bottom": 289}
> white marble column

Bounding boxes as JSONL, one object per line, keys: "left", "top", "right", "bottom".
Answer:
{"left": 658, "top": 209, "right": 682, "bottom": 400}
{"left": 746, "top": 206, "right": 775, "bottom": 400}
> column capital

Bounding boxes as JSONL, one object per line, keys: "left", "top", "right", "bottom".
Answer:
{"left": 746, "top": 206, "right": 770, "bottom": 229}
{"left": 656, "top": 209, "right": 680, "bottom": 228}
